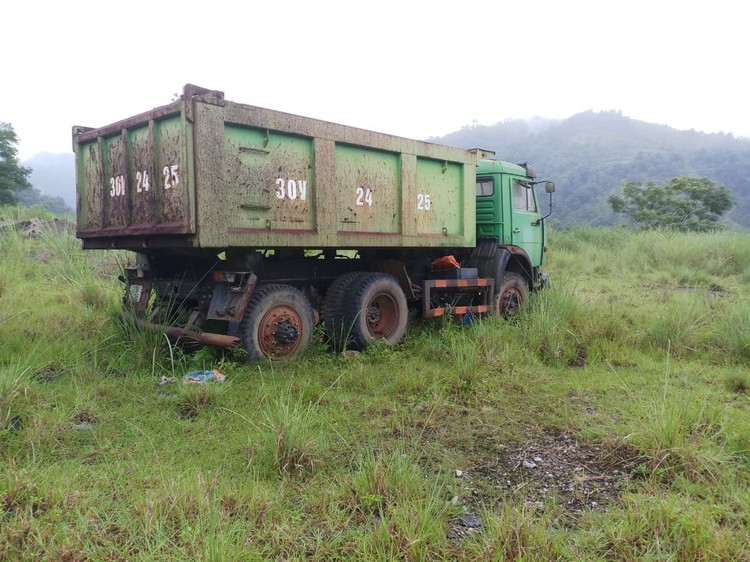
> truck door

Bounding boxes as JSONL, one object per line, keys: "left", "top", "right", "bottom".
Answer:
{"left": 509, "top": 178, "right": 544, "bottom": 267}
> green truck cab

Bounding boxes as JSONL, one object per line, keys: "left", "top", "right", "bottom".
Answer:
{"left": 73, "top": 85, "right": 555, "bottom": 360}
{"left": 476, "top": 159, "right": 554, "bottom": 271}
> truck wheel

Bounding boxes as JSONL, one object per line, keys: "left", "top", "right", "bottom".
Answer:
{"left": 495, "top": 272, "right": 529, "bottom": 318}
{"left": 341, "top": 273, "right": 408, "bottom": 351}
{"left": 322, "top": 271, "right": 366, "bottom": 351}
{"left": 240, "top": 284, "right": 315, "bottom": 361}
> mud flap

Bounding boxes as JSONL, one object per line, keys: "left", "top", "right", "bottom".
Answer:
{"left": 207, "top": 273, "right": 258, "bottom": 323}
{"left": 125, "top": 269, "right": 153, "bottom": 313}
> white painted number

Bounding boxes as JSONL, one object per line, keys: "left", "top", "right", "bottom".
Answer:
{"left": 163, "top": 164, "right": 179, "bottom": 190}
{"left": 417, "top": 193, "right": 432, "bottom": 211}
{"left": 136, "top": 170, "right": 150, "bottom": 193}
{"left": 275, "top": 178, "right": 307, "bottom": 201}
{"left": 356, "top": 186, "right": 373, "bottom": 207}
{"left": 109, "top": 175, "right": 125, "bottom": 197}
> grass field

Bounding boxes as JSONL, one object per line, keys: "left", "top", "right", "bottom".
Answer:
{"left": 2, "top": 207, "right": 750, "bottom": 560}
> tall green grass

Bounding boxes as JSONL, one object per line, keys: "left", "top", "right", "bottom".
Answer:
{"left": 551, "top": 227, "right": 750, "bottom": 364}
{"left": 553, "top": 227, "right": 750, "bottom": 287}
{"left": 3, "top": 213, "right": 750, "bottom": 560}
{"left": 0, "top": 363, "right": 31, "bottom": 445}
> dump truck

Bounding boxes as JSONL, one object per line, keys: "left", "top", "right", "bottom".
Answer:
{"left": 73, "top": 85, "right": 555, "bottom": 360}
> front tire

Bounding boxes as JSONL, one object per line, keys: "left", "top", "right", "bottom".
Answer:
{"left": 240, "top": 284, "right": 315, "bottom": 361}
{"left": 495, "top": 272, "right": 529, "bottom": 318}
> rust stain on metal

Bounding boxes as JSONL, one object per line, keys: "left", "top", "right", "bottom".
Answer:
{"left": 107, "top": 134, "right": 129, "bottom": 227}
{"left": 132, "top": 123, "right": 157, "bottom": 226}
{"left": 159, "top": 125, "right": 185, "bottom": 224}
{"left": 83, "top": 142, "right": 104, "bottom": 230}
{"left": 232, "top": 273, "right": 257, "bottom": 323}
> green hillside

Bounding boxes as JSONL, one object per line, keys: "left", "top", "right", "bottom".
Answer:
{"left": 432, "top": 111, "right": 750, "bottom": 229}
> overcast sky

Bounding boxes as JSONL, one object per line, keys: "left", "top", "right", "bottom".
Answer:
{"left": 2, "top": 0, "right": 747, "bottom": 161}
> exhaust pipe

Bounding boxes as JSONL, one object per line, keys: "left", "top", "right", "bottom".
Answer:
{"left": 123, "top": 312, "right": 241, "bottom": 348}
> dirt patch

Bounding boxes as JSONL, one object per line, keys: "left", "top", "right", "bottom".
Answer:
{"left": 72, "top": 410, "right": 98, "bottom": 425}
{"left": 449, "top": 430, "right": 642, "bottom": 539}
{"left": 0, "top": 218, "right": 74, "bottom": 237}
{"left": 568, "top": 344, "right": 588, "bottom": 368}
{"left": 672, "top": 286, "right": 728, "bottom": 298}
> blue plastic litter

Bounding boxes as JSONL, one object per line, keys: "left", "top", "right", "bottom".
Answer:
{"left": 184, "top": 369, "right": 226, "bottom": 384}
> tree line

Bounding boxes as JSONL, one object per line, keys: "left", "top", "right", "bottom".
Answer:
{"left": 433, "top": 110, "right": 748, "bottom": 230}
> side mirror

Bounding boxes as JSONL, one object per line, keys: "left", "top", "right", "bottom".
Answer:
{"left": 535, "top": 181, "right": 555, "bottom": 224}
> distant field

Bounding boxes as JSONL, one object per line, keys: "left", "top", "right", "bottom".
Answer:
{"left": 2, "top": 208, "right": 750, "bottom": 560}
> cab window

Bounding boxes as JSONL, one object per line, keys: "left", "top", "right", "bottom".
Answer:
{"left": 476, "top": 177, "right": 494, "bottom": 197}
{"left": 512, "top": 180, "right": 537, "bottom": 212}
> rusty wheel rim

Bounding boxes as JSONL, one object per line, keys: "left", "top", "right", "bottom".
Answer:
{"left": 365, "top": 293, "right": 399, "bottom": 338}
{"left": 258, "top": 305, "right": 304, "bottom": 358}
{"left": 500, "top": 287, "right": 522, "bottom": 316}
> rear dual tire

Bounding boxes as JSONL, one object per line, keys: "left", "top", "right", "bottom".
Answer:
{"left": 324, "top": 272, "right": 408, "bottom": 352}
{"left": 322, "top": 271, "right": 367, "bottom": 351}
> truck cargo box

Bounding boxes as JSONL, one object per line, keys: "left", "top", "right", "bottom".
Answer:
{"left": 74, "top": 85, "right": 485, "bottom": 251}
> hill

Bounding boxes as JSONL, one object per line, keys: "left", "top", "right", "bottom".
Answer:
{"left": 430, "top": 111, "right": 750, "bottom": 228}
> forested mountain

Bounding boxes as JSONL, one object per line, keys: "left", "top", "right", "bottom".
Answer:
{"left": 20, "top": 112, "right": 750, "bottom": 228}
{"left": 430, "top": 111, "right": 750, "bottom": 229}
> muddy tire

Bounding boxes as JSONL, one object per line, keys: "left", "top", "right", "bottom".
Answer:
{"left": 340, "top": 273, "right": 408, "bottom": 351}
{"left": 322, "top": 271, "right": 366, "bottom": 352}
{"left": 240, "top": 284, "right": 315, "bottom": 361}
{"left": 495, "top": 272, "right": 529, "bottom": 318}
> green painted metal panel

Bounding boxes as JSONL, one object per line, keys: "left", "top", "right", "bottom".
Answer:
{"left": 153, "top": 115, "right": 192, "bottom": 228}
{"left": 74, "top": 103, "right": 195, "bottom": 241}
{"left": 76, "top": 139, "right": 104, "bottom": 232}
{"left": 75, "top": 86, "right": 482, "bottom": 250}
{"left": 128, "top": 124, "right": 157, "bottom": 227}
{"left": 104, "top": 133, "right": 128, "bottom": 227}
{"left": 335, "top": 144, "right": 401, "bottom": 234}
{"left": 414, "top": 157, "right": 465, "bottom": 237}
{"left": 476, "top": 175, "right": 503, "bottom": 238}
{"left": 193, "top": 90, "right": 479, "bottom": 249}
{"left": 509, "top": 177, "right": 545, "bottom": 267}
{"left": 223, "top": 125, "right": 316, "bottom": 232}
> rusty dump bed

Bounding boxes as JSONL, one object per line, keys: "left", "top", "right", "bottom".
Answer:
{"left": 74, "top": 85, "right": 484, "bottom": 251}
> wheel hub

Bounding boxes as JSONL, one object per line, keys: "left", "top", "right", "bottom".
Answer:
{"left": 501, "top": 288, "right": 521, "bottom": 315}
{"left": 274, "top": 321, "right": 299, "bottom": 345}
{"left": 366, "top": 306, "right": 381, "bottom": 325}
{"left": 366, "top": 293, "right": 398, "bottom": 337}
{"left": 258, "top": 305, "right": 303, "bottom": 357}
